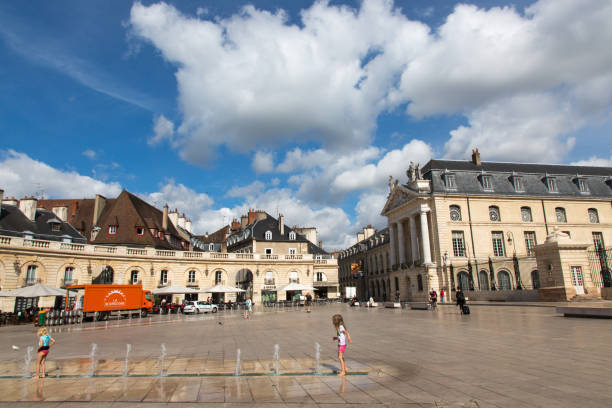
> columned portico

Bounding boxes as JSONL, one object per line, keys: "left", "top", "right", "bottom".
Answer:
{"left": 397, "top": 221, "right": 406, "bottom": 266}
{"left": 409, "top": 216, "right": 418, "bottom": 265}
{"left": 419, "top": 210, "right": 432, "bottom": 265}
{"left": 389, "top": 223, "right": 397, "bottom": 268}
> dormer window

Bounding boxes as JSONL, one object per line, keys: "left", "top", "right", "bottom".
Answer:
{"left": 265, "top": 230, "right": 272, "bottom": 240}
{"left": 109, "top": 225, "right": 117, "bottom": 235}
{"left": 606, "top": 176, "right": 612, "bottom": 189}
{"left": 575, "top": 176, "right": 590, "bottom": 194}
{"left": 209, "top": 243, "right": 214, "bottom": 251}
{"left": 545, "top": 176, "right": 558, "bottom": 193}
{"left": 51, "top": 223, "right": 61, "bottom": 232}
{"left": 479, "top": 174, "right": 493, "bottom": 191}
{"left": 289, "top": 231, "right": 296, "bottom": 240}
{"left": 443, "top": 171, "right": 457, "bottom": 190}
{"left": 136, "top": 227, "right": 144, "bottom": 235}
{"left": 510, "top": 173, "right": 524, "bottom": 192}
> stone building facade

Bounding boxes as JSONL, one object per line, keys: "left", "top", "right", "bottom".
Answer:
{"left": 339, "top": 150, "right": 612, "bottom": 302}
{"left": 0, "top": 194, "right": 338, "bottom": 311}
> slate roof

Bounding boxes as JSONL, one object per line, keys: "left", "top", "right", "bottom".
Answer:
{"left": 38, "top": 198, "right": 112, "bottom": 240}
{"left": 420, "top": 159, "right": 612, "bottom": 198}
{"left": 339, "top": 227, "right": 389, "bottom": 259}
{"left": 0, "top": 204, "right": 87, "bottom": 243}
{"left": 227, "top": 212, "right": 328, "bottom": 255}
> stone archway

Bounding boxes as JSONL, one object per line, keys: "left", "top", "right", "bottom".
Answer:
{"left": 93, "top": 265, "right": 114, "bottom": 284}
{"left": 235, "top": 268, "right": 253, "bottom": 302}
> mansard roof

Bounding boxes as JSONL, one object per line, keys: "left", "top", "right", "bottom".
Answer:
{"left": 38, "top": 198, "right": 109, "bottom": 240}
{"left": 422, "top": 159, "right": 612, "bottom": 198}
{"left": 339, "top": 227, "right": 389, "bottom": 259}
{"left": 226, "top": 212, "right": 328, "bottom": 255}
{"left": 0, "top": 204, "right": 87, "bottom": 243}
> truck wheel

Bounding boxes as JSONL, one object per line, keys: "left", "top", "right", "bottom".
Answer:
{"left": 140, "top": 310, "right": 148, "bottom": 318}
{"left": 212, "top": 307, "right": 217, "bottom": 313}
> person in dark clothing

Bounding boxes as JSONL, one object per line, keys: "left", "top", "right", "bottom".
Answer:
{"left": 305, "top": 292, "right": 312, "bottom": 313}
{"left": 456, "top": 289, "right": 466, "bottom": 310}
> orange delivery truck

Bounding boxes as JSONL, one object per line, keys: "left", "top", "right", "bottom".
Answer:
{"left": 66, "top": 284, "right": 153, "bottom": 321}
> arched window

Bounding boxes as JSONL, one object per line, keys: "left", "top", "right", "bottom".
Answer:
{"left": 188, "top": 270, "right": 196, "bottom": 283}
{"left": 479, "top": 270, "right": 489, "bottom": 290}
{"left": 215, "top": 270, "right": 222, "bottom": 284}
{"left": 588, "top": 208, "right": 599, "bottom": 224}
{"left": 130, "top": 270, "right": 139, "bottom": 284}
{"left": 64, "top": 266, "right": 74, "bottom": 285}
{"left": 449, "top": 205, "right": 462, "bottom": 221}
{"left": 457, "top": 271, "right": 470, "bottom": 291}
{"left": 289, "top": 271, "right": 299, "bottom": 283}
{"left": 531, "top": 270, "right": 540, "bottom": 289}
{"left": 25, "top": 265, "right": 37, "bottom": 285}
{"left": 289, "top": 231, "right": 296, "bottom": 240}
{"left": 555, "top": 207, "right": 567, "bottom": 223}
{"left": 417, "top": 274, "right": 423, "bottom": 291}
{"left": 521, "top": 207, "right": 532, "bottom": 222}
{"left": 498, "top": 271, "right": 512, "bottom": 290}
{"left": 489, "top": 206, "right": 501, "bottom": 222}
{"left": 265, "top": 230, "right": 272, "bottom": 240}
{"left": 264, "top": 271, "right": 275, "bottom": 285}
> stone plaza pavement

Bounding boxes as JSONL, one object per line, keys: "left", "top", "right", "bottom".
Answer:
{"left": 0, "top": 302, "right": 611, "bottom": 407}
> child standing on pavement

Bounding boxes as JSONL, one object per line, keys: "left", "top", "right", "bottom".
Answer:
{"left": 332, "top": 314, "right": 352, "bottom": 376}
{"left": 34, "top": 327, "right": 55, "bottom": 379}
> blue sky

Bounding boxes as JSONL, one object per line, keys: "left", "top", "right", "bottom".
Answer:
{"left": 1, "top": 0, "right": 612, "bottom": 249}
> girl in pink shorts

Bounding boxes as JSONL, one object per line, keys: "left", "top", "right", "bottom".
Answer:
{"left": 332, "top": 314, "right": 352, "bottom": 376}
{"left": 34, "top": 327, "right": 55, "bottom": 378}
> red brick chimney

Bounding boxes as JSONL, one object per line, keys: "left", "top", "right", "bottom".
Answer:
{"left": 471, "top": 148, "right": 481, "bottom": 166}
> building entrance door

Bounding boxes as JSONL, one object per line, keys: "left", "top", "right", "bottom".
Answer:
{"left": 571, "top": 266, "right": 585, "bottom": 295}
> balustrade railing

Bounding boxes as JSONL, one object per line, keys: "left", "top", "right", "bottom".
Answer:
{"left": 0, "top": 234, "right": 337, "bottom": 265}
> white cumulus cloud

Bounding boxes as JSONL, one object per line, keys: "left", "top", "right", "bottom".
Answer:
{"left": 0, "top": 150, "right": 122, "bottom": 199}
{"left": 252, "top": 151, "right": 275, "bottom": 173}
{"left": 148, "top": 114, "right": 175, "bottom": 146}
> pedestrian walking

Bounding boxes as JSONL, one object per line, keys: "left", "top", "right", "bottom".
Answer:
{"left": 440, "top": 288, "right": 445, "bottom": 303}
{"left": 429, "top": 289, "right": 438, "bottom": 311}
{"left": 306, "top": 292, "right": 312, "bottom": 313}
{"left": 244, "top": 296, "right": 252, "bottom": 319}
{"left": 34, "top": 327, "right": 55, "bottom": 379}
{"left": 456, "top": 289, "right": 468, "bottom": 314}
{"left": 332, "top": 314, "right": 352, "bottom": 376}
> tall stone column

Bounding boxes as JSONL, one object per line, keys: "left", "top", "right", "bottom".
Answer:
{"left": 389, "top": 223, "right": 397, "bottom": 267}
{"left": 409, "top": 216, "right": 418, "bottom": 264}
{"left": 397, "top": 221, "right": 406, "bottom": 267}
{"left": 420, "top": 211, "right": 432, "bottom": 265}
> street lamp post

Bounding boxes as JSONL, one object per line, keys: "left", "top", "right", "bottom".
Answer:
{"left": 507, "top": 232, "right": 523, "bottom": 290}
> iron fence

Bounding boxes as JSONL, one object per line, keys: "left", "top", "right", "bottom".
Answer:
{"left": 587, "top": 248, "right": 612, "bottom": 288}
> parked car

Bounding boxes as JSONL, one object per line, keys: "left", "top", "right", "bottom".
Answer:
{"left": 183, "top": 301, "right": 197, "bottom": 314}
{"left": 196, "top": 301, "right": 218, "bottom": 313}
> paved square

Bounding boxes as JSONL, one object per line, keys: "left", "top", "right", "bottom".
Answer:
{"left": 1, "top": 303, "right": 611, "bottom": 407}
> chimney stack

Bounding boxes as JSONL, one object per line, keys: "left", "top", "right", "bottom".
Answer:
{"left": 162, "top": 204, "right": 169, "bottom": 231}
{"left": 185, "top": 219, "right": 192, "bottom": 233}
{"left": 53, "top": 206, "right": 68, "bottom": 222}
{"left": 318, "top": 240, "right": 323, "bottom": 248}
{"left": 19, "top": 196, "right": 38, "bottom": 221}
{"left": 93, "top": 194, "right": 107, "bottom": 226}
{"left": 178, "top": 213, "right": 186, "bottom": 229}
{"left": 279, "top": 214, "right": 284, "bottom": 236}
{"left": 471, "top": 148, "right": 481, "bottom": 166}
{"left": 3, "top": 196, "right": 18, "bottom": 206}
{"left": 0, "top": 189, "right": 3, "bottom": 204}
{"left": 240, "top": 215, "right": 248, "bottom": 228}
{"left": 231, "top": 218, "right": 241, "bottom": 230}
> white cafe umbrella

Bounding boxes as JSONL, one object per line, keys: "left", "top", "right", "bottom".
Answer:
{"left": 152, "top": 285, "right": 200, "bottom": 295}
{"left": 199, "top": 284, "right": 245, "bottom": 293}
{"left": 0, "top": 284, "right": 78, "bottom": 298}
{"left": 278, "top": 282, "right": 315, "bottom": 292}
